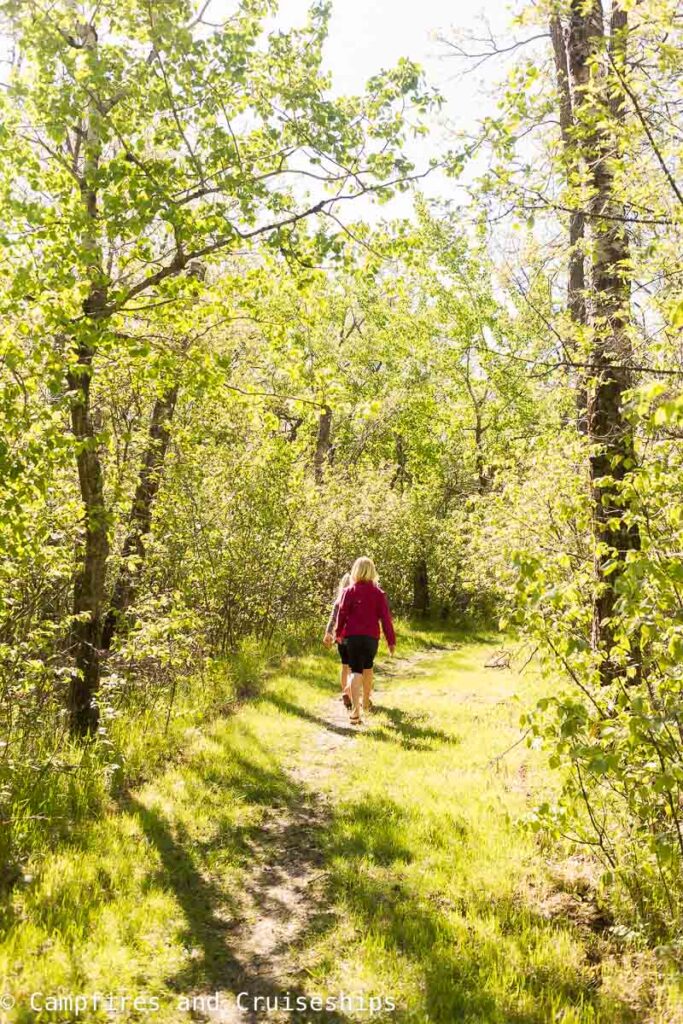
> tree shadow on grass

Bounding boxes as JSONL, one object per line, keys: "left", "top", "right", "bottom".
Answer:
{"left": 323, "top": 791, "right": 633, "bottom": 1024}
{"left": 260, "top": 692, "right": 358, "bottom": 738}
{"left": 120, "top": 654, "right": 634, "bottom": 1024}
{"left": 374, "top": 705, "right": 460, "bottom": 748}
{"left": 328, "top": 794, "right": 415, "bottom": 867}
{"left": 261, "top": 692, "right": 459, "bottom": 753}
{"left": 122, "top": 744, "right": 354, "bottom": 1024}
{"left": 126, "top": 795, "right": 245, "bottom": 991}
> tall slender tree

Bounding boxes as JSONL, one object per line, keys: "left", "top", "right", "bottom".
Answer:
{"left": 564, "top": 0, "right": 639, "bottom": 681}
{"left": 550, "top": 14, "right": 587, "bottom": 424}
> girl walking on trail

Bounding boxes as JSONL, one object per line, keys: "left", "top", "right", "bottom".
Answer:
{"left": 335, "top": 556, "right": 396, "bottom": 726}
{"left": 323, "top": 571, "right": 352, "bottom": 709}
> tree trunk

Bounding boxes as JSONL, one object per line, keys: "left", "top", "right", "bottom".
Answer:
{"left": 565, "top": 0, "right": 640, "bottom": 682}
{"left": 313, "top": 405, "right": 332, "bottom": 484}
{"left": 392, "top": 433, "right": 409, "bottom": 493}
{"left": 67, "top": 344, "right": 109, "bottom": 736}
{"left": 412, "top": 557, "right": 430, "bottom": 617}
{"left": 474, "top": 411, "right": 488, "bottom": 495}
{"left": 588, "top": 4, "right": 640, "bottom": 675}
{"left": 101, "top": 385, "right": 179, "bottom": 651}
{"left": 68, "top": 20, "right": 109, "bottom": 735}
{"left": 551, "top": 15, "right": 587, "bottom": 428}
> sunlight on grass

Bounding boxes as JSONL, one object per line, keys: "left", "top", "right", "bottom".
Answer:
{"left": 0, "top": 627, "right": 680, "bottom": 1023}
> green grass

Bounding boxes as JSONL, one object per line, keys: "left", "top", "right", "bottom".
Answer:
{"left": 1, "top": 627, "right": 681, "bottom": 1023}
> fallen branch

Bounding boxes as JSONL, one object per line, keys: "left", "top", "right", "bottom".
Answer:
{"left": 485, "top": 648, "right": 512, "bottom": 669}
{"left": 486, "top": 727, "right": 531, "bottom": 768}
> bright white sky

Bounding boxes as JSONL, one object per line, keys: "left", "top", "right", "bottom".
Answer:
{"left": 271, "top": 0, "right": 525, "bottom": 215}
{"left": 277, "top": 0, "right": 515, "bottom": 102}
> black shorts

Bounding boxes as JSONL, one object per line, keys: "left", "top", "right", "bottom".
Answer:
{"left": 336, "top": 641, "right": 350, "bottom": 666}
{"left": 345, "top": 634, "right": 379, "bottom": 672}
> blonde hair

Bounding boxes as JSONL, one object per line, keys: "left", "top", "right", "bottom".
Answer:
{"left": 351, "top": 556, "right": 378, "bottom": 584}
{"left": 336, "top": 572, "right": 351, "bottom": 602}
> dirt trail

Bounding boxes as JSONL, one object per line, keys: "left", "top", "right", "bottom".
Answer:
{"left": 192, "top": 646, "right": 453, "bottom": 1023}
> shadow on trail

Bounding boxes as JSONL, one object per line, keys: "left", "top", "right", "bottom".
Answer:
{"left": 377, "top": 705, "right": 460, "bottom": 748}
{"left": 261, "top": 692, "right": 459, "bottom": 752}
{"left": 261, "top": 693, "right": 358, "bottom": 738}
{"left": 126, "top": 796, "right": 243, "bottom": 991}
{"left": 121, "top": 741, "right": 354, "bottom": 1024}
{"left": 109, "top": 645, "right": 625, "bottom": 1024}
{"left": 123, "top": 770, "right": 620, "bottom": 1024}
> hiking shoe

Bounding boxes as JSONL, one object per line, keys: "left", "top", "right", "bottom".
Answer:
{"left": 342, "top": 693, "right": 352, "bottom": 709}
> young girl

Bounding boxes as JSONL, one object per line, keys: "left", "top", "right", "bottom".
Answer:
{"left": 335, "top": 556, "right": 396, "bottom": 725}
{"left": 323, "top": 572, "right": 352, "bottom": 708}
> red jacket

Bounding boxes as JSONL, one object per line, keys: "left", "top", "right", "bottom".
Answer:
{"left": 336, "top": 580, "right": 396, "bottom": 648}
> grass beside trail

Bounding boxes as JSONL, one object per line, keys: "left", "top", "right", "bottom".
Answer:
{"left": 0, "top": 628, "right": 681, "bottom": 1023}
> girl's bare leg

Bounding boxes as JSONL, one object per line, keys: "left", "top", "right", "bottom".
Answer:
{"left": 340, "top": 664, "right": 350, "bottom": 693}
{"left": 350, "top": 671, "right": 362, "bottom": 719}
{"left": 362, "top": 669, "right": 373, "bottom": 709}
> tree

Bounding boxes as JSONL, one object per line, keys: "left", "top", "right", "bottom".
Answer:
{"left": 563, "top": 0, "right": 639, "bottom": 681}
{"left": 550, "top": 14, "right": 586, "bottom": 424}
{"left": 0, "top": 0, "right": 435, "bottom": 733}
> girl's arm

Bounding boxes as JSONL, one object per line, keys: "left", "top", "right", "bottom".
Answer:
{"left": 324, "top": 600, "right": 339, "bottom": 638}
{"left": 378, "top": 591, "right": 396, "bottom": 650}
{"left": 336, "top": 589, "right": 350, "bottom": 640}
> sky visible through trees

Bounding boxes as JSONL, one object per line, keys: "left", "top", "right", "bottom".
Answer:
{"left": 0, "top": 1, "right": 683, "bottom": 1019}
